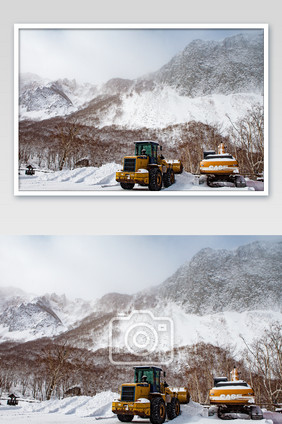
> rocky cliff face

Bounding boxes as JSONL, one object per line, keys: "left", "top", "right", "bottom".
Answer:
{"left": 151, "top": 33, "right": 264, "bottom": 96}
{"left": 145, "top": 241, "right": 282, "bottom": 315}
{"left": 89, "top": 241, "right": 281, "bottom": 316}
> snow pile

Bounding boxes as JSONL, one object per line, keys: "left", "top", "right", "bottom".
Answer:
{"left": 19, "top": 163, "right": 121, "bottom": 191}
{"left": 0, "top": 392, "right": 117, "bottom": 423}
{"left": 180, "top": 401, "right": 206, "bottom": 418}
{"left": 23, "top": 391, "right": 117, "bottom": 417}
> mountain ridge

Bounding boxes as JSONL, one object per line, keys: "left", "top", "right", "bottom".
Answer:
{"left": 19, "top": 32, "right": 264, "bottom": 127}
{"left": 0, "top": 241, "right": 280, "bottom": 350}
{"left": 148, "top": 32, "right": 264, "bottom": 97}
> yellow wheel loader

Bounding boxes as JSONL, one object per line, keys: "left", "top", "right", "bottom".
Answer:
{"left": 116, "top": 141, "right": 183, "bottom": 191}
{"left": 112, "top": 366, "right": 190, "bottom": 424}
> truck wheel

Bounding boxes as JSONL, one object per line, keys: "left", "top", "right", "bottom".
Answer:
{"left": 150, "top": 397, "right": 166, "bottom": 424}
{"left": 167, "top": 398, "right": 180, "bottom": 420}
{"left": 117, "top": 414, "right": 134, "bottom": 422}
{"left": 149, "top": 169, "right": 162, "bottom": 191}
{"left": 120, "top": 183, "right": 135, "bottom": 190}
{"left": 163, "top": 169, "right": 175, "bottom": 188}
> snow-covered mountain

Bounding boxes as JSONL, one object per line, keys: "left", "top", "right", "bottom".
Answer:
{"left": 19, "top": 32, "right": 264, "bottom": 130}
{"left": 150, "top": 33, "right": 264, "bottom": 97}
{"left": 19, "top": 74, "right": 98, "bottom": 121}
{"left": 88, "top": 241, "right": 281, "bottom": 316}
{"left": 0, "top": 241, "right": 280, "bottom": 353}
{"left": 145, "top": 241, "right": 282, "bottom": 315}
{"left": 0, "top": 289, "right": 96, "bottom": 341}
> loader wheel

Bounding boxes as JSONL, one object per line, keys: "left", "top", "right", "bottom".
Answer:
{"left": 150, "top": 397, "right": 166, "bottom": 424}
{"left": 163, "top": 169, "right": 175, "bottom": 188}
{"left": 149, "top": 169, "right": 162, "bottom": 191}
{"left": 120, "top": 182, "right": 135, "bottom": 190}
{"left": 167, "top": 398, "right": 180, "bottom": 420}
{"left": 170, "top": 169, "right": 175, "bottom": 184}
{"left": 117, "top": 414, "right": 134, "bottom": 422}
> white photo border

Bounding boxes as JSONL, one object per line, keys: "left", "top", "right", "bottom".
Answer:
{"left": 14, "top": 23, "right": 269, "bottom": 197}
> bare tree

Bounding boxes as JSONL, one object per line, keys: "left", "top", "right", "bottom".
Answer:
{"left": 182, "top": 343, "right": 239, "bottom": 404}
{"left": 55, "top": 121, "right": 79, "bottom": 171}
{"left": 42, "top": 342, "right": 70, "bottom": 400}
{"left": 227, "top": 104, "right": 264, "bottom": 176}
{"left": 241, "top": 322, "right": 282, "bottom": 406}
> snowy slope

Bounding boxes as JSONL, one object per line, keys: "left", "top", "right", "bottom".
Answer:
{"left": 161, "top": 307, "right": 281, "bottom": 351}
{"left": 78, "top": 304, "right": 280, "bottom": 354}
{"left": 94, "top": 90, "right": 262, "bottom": 131}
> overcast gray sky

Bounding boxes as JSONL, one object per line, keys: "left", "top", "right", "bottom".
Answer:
{"left": 0, "top": 235, "right": 280, "bottom": 300}
{"left": 19, "top": 28, "right": 262, "bottom": 84}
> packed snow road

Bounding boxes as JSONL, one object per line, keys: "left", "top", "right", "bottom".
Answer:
{"left": 18, "top": 164, "right": 261, "bottom": 192}
{"left": 0, "top": 394, "right": 273, "bottom": 424}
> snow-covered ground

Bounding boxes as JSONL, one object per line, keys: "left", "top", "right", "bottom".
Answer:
{"left": 18, "top": 164, "right": 261, "bottom": 193}
{"left": 0, "top": 393, "right": 273, "bottom": 424}
{"left": 18, "top": 163, "right": 120, "bottom": 191}
{"left": 0, "top": 391, "right": 115, "bottom": 423}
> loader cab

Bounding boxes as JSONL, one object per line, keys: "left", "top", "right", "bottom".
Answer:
{"left": 135, "top": 141, "right": 159, "bottom": 165}
{"left": 134, "top": 366, "right": 162, "bottom": 393}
